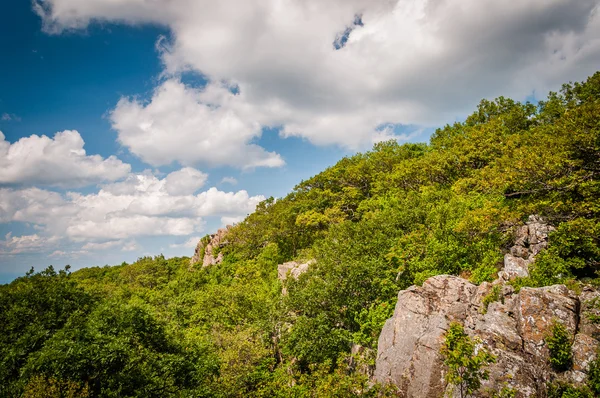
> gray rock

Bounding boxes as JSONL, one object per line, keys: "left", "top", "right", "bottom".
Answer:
{"left": 375, "top": 275, "right": 476, "bottom": 397}
{"left": 190, "top": 226, "right": 231, "bottom": 268}
{"left": 277, "top": 260, "right": 313, "bottom": 281}
{"left": 277, "top": 260, "right": 314, "bottom": 294}
{"left": 373, "top": 215, "right": 598, "bottom": 397}
{"left": 375, "top": 276, "right": 596, "bottom": 397}
{"left": 500, "top": 215, "right": 555, "bottom": 281}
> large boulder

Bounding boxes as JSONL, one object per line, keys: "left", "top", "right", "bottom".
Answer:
{"left": 374, "top": 216, "right": 598, "bottom": 397}
{"left": 374, "top": 275, "right": 481, "bottom": 397}
{"left": 374, "top": 276, "right": 590, "bottom": 397}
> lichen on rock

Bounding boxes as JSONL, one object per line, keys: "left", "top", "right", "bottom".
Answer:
{"left": 374, "top": 216, "right": 599, "bottom": 397}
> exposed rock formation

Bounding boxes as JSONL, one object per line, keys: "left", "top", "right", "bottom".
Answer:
{"left": 374, "top": 276, "right": 597, "bottom": 397}
{"left": 375, "top": 216, "right": 600, "bottom": 397}
{"left": 277, "top": 259, "right": 314, "bottom": 294}
{"left": 277, "top": 260, "right": 314, "bottom": 281}
{"left": 499, "top": 215, "right": 555, "bottom": 281}
{"left": 190, "top": 226, "right": 231, "bottom": 268}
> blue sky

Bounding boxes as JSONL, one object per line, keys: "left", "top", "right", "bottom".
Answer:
{"left": 1, "top": 0, "right": 599, "bottom": 283}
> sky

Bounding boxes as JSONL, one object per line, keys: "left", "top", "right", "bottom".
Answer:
{"left": 1, "top": 0, "right": 599, "bottom": 283}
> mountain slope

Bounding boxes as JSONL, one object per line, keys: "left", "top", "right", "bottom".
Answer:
{"left": 1, "top": 72, "right": 599, "bottom": 397}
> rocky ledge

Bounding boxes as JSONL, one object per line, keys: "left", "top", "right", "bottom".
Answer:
{"left": 190, "top": 226, "right": 231, "bottom": 268}
{"left": 374, "top": 217, "right": 600, "bottom": 397}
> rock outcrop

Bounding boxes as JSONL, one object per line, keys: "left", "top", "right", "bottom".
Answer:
{"left": 374, "top": 216, "right": 599, "bottom": 397}
{"left": 277, "top": 260, "right": 314, "bottom": 294}
{"left": 499, "top": 215, "right": 555, "bottom": 281}
{"left": 190, "top": 226, "right": 231, "bottom": 268}
{"left": 374, "top": 276, "right": 597, "bottom": 397}
{"left": 277, "top": 260, "right": 314, "bottom": 281}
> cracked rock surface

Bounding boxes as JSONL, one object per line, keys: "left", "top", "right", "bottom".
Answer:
{"left": 374, "top": 217, "right": 599, "bottom": 397}
{"left": 190, "top": 226, "right": 231, "bottom": 268}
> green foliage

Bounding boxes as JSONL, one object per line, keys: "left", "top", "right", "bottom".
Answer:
{"left": 23, "top": 301, "right": 218, "bottom": 398}
{"left": 3, "top": 72, "right": 600, "bottom": 396}
{"left": 352, "top": 301, "right": 395, "bottom": 350}
{"left": 586, "top": 350, "right": 600, "bottom": 395}
{"left": 440, "top": 322, "right": 496, "bottom": 398}
{"left": 481, "top": 285, "right": 502, "bottom": 314}
{"left": 482, "top": 383, "right": 517, "bottom": 398}
{"left": 0, "top": 266, "right": 95, "bottom": 397}
{"left": 22, "top": 376, "right": 90, "bottom": 398}
{"left": 546, "top": 320, "right": 573, "bottom": 371}
{"left": 547, "top": 381, "right": 594, "bottom": 398}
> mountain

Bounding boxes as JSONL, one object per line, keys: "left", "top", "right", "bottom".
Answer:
{"left": 1, "top": 72, "right": 599, "bottom": 397}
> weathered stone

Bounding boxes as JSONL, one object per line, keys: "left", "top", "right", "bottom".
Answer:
{"left": 475, "top": 300, "right": 522, "bottom": 351}
{"left": 579, "top": 287, "right": 600, "bottom": 339}
{"left": 502, "top": 254, "right": 532, "bottom": 280}
{"left": 277, "top": 260, "right": 315, "bottom": 295}
{"left": 517, "top": 285, "right": 579, "bottom": 357}
{"left": 572, "top": 333, "right": 600, "bottom": 373}
{"left": 500, "top": 215, "right": 555, "bottom": 281}
{"left": 375, "top": 275, "right": 477, "bottom": 398}
{"left": 190, "top": 226, "right": 231, "bottom": 268}
{"left": 373, "top": 215, "right": 598, "bottom": 397}
{"left": 375, "top": 276, "right": 594, "bottom": 397}
{"left": 277, "top": 260, "right": 313, "bottom": 281}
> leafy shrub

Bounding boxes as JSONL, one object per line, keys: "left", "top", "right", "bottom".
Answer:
{"left": 481, "top": 285, "right": 502, "bottom": 314}
{"left": 547, "top": 381, "right": 593, "bottom": 398}
{"left": 586, "top": 350, "right": 600, "bottom": 395}
{"left": 440, "top": 322, "right": 496, "bottom": 398}
{"left": 546, "top": 320, "right": 573, "bottom": 371}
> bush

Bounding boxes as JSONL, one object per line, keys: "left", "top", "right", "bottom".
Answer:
{"left": 546, "top": 320, "right": 573, "bottom": 371}
{"left": 440, "top": 322, "right": 496, "bottom": 398}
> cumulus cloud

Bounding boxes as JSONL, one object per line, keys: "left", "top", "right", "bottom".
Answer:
{"left": 0, "top": 130, "right": 130, "bottom": 187}
{"left": 169, "top": 236, "right": 202, "bottom": 249}
{"left": 81, "top": 239, "right": 140, "bottom": 252}
{"left": 0, "top": 168, "right": 264, "bottom": 253}
{"left": 164, "top": 167, "right": 208, "bottom": 195}
{"left": 0, "top": 233, "right": 61, "bottom": 255}
{"left": 220, "top": 176, "right": 238, "bottom": 186}
{"left": 35, "top": 0, "right": 600, "bottom": 150}
{"left": 110, "top": 79, "right": 284, "bottom": 169}
{"left": 81, "top": 240, "right": 124, "bottom": 251}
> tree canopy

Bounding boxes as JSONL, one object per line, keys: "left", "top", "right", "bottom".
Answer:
{"left": 1, "top": 72, "right": 600, "bottom": 397}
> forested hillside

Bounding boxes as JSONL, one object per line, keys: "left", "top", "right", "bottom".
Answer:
{"left": 1, "top": 73, "right": 599, "bottom": 397}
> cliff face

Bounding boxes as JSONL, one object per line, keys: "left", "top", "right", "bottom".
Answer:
{"left": 375, "top": 217, "right": 600, "bottom": 397}
{"left": 190, "top": 226, "right": 231, "bottom": 268}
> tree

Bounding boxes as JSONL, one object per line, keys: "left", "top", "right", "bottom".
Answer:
{"left": 440, "top": 322, "right": 496, "bottom": 398}
{"left": 546, "top": 320, "right": 573, "bottom": 371}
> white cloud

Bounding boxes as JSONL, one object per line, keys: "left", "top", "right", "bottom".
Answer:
{"left": 35, "top": 0, "right": 600, "bottom": 151}
{"left": 49, "top": 249, "right": 89, "bottom": 259}
{"left": 110, "top": 79, "right": 285, "bottom": 169}
{"left": 220, "top": 176, "right": 238, "bottom": 186}
{"left": 0, "top": 168, "right": 264, "bottom": 253}
{"left": 81, "top": 239, "right": 140, "bottom": 252}
{"left": 121, "top": 241, "right": 140, "bottom": 251}
{"left": 164, "top": 167, "right": 208, "bottom": 195}
{"left": 169, "top": 236, "right": 201, "bottom": 249}
{"left": 221, "top": 215, "right": 245, "bottom": 226}
{"left": 0, "top": 233, "right": 61, "bottom": 255}
{"left": 0, "top": 130, "right": 130, "bottom": 187}
{"left": 81, "top": 240, "right": 123, "bottom": 251}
